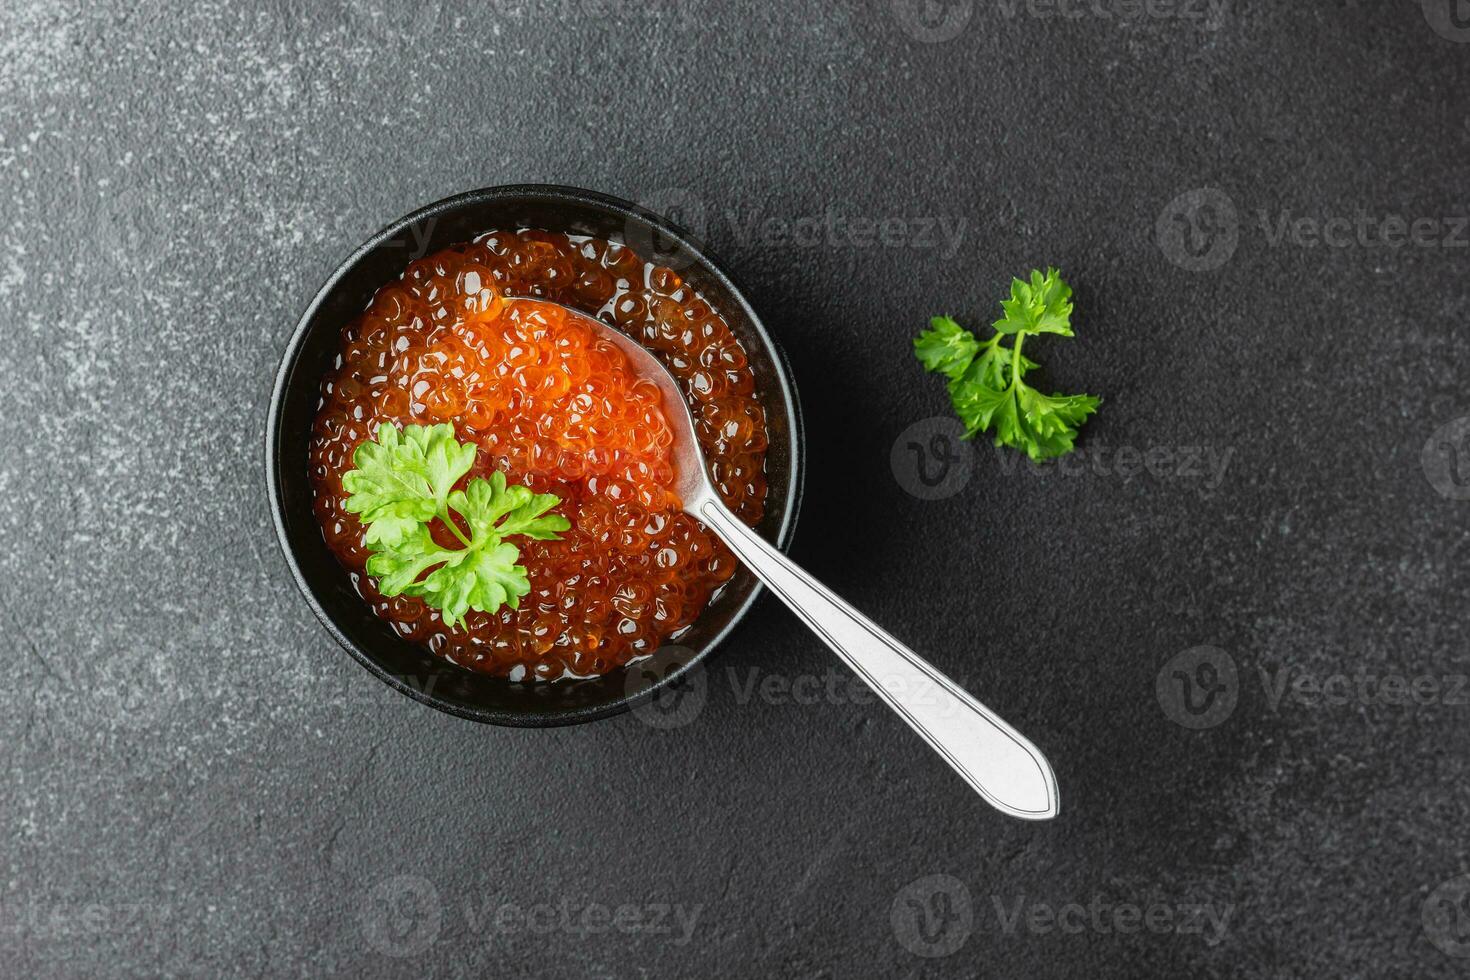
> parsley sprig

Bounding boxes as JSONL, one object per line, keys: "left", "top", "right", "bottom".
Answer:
{"left": 341, "top": 423, "right": 569, "bottom": 628}
{"left": 914, "top": 268, "right": 1100, "bottom": 461}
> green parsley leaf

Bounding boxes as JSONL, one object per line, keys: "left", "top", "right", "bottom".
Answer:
{"left": 448, "top": 471, "right": 569, "bottom": 542}
{"left": 365, "top": 524, "right": 459, "bottom": 597}
{"left": 951, "top": 333, "right": 1039, "bottom": 391}
{"left": 915, "top": 268, "right": 1099, "bottom": 461}
{"left": 343, "top": 424, "right": 569, "bottom": 628}
{"left": 992, "top": 267, "right": 1075, "bottom": 337}
{"left": 418, "top": 540, "right": 530, "bottom": 629}
{"left": 341, "top": 423, "right": 477, "bottom": 547}
{"left": 947, "top": 375, "right": 1013, "bottom": 440}
{"left": 914, "top": 316, "right": 981, "bottom": 381}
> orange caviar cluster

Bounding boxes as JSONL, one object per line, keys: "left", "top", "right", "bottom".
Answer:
{"left": 309, "top": 229, "right": 769, "bottom": 680}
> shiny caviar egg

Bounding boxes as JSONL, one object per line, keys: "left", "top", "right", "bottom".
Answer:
{"left": 309, "top": 230, "right": 769, "bottom": 681}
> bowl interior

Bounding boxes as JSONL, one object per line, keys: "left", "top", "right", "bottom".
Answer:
{"left": 267, "top": 186, "right": 802, "bottom": 726}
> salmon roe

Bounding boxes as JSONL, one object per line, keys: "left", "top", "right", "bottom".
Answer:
{"left": 309, "top": 230, "right": 769, "bottom": 680}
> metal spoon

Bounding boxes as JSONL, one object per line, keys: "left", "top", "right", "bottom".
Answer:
{"left": 570, "top": 304, "right": 1060, "bottom": 820}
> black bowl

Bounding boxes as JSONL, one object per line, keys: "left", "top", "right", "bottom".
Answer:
{"left": 266, "top": 185, "right": 803, "bottom": 726}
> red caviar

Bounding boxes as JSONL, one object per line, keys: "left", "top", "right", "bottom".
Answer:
{"left": 309, "top": 230, "right": 769, "bottom": 679}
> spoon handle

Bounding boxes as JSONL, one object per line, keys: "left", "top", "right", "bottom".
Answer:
{"left": 693, "top": 498, "right": 1060, "bottom": 820}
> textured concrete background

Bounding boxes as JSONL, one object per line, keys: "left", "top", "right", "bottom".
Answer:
{"left": 3, "top": 0, "right": 1470, "bottom": 976}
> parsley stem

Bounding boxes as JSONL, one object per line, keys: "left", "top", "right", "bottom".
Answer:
{"left": 1010, "top": 332, "right": 1026, "bottom": 390}
{"left": 438, "top": 507, "right": 474, "bottom": 549}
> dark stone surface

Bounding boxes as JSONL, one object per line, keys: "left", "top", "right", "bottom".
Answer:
{"left": 3, "top": 0, "right": 1468, "bottom": 976}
